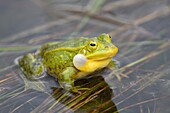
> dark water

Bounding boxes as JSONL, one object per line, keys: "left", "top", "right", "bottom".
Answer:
{"left": 0, "top": 0, "right": 170, "bottom": 113}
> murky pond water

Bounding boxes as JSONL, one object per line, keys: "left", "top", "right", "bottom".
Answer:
{"left": 0, "top": 0, "right": 170, "bottom": 113}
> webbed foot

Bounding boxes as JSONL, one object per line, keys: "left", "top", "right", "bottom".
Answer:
{"left": 70, "top": 87, "right": 90, "bottom": 94}
{"left": 59, "top": 81, "right": 90, "bottom": 94}
{"left": 108, "top": 59, "right": 128, "bottom": 80}
{"left": 18, "top": 53, "right": 45, "bottom": 80}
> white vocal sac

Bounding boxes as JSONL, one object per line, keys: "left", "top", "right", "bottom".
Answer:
{"left": 73, "top": 54, "right": 87, "bottom": 69}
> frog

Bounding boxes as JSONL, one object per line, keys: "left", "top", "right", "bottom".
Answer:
{"left": 18, "top": 33, "right": 119, "bottom": 93}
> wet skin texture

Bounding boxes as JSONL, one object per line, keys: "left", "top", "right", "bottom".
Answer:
{"left": 19, "top": 33, "right": 118, "bottom": 93}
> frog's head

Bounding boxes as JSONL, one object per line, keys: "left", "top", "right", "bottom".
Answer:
{"left": 84, "top": 33, "right": 118, "bottom": 60}
{"left": 73, "top": 33, "right": 118, "bottom": 72}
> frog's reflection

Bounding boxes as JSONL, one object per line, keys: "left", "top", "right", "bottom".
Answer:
{"left": 51, "top": 75, "right": 118, "bottom": 113}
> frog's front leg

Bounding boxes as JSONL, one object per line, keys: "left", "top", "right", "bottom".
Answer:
{"left": 19, "top": 53, "right": 45, "bottom": 80}
{"left": 107, "top": 60, "right": 128, "bottom": 80}
{"left": 58, "top": 67, "right": 89, "bottom": 94}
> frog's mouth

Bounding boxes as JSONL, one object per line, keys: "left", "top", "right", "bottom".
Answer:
{"left": 73, "top": 47, "right": 118, "bottom": 72}
{"left": 86, "top": 47, "right": 118, "bottom": 61}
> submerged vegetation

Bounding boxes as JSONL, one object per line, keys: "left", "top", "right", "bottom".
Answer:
{"left": 0, "top": 0, "right": 170, "bottom": 113}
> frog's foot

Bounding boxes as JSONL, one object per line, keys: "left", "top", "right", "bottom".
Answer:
{"left": 30, "top": 71, "right": 46, "bottom": 80}
{"left": 114, "top": 71, "right": 128, "bottom": 81}
{"left": 70, "top": 87, "right": 90, "bottom": 94}
{"left": 24, "top": 63, "right": 45, "bottom": 80}
{"left": 22, "top": 67, "right": 46, "bottom": 80}
{"left": 18, "top": 53, "right": 45, "bottom": 80}
{"left": 107, "top": 59, "right": 120, "bottom": 69}
{"left": 59, "top": 82, "right": 90, "bottom": 94}
{"left": 107, "top": 60, "right": 128, "bottom": 80}
{"left": 111, "top": 67, "right": 129, "bottom": 81}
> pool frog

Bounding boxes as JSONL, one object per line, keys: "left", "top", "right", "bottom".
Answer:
{"left": 18, "top": 33, "right": 119, "bottom": 93}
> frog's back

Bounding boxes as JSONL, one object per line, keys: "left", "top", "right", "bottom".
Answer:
{"left": 54, "top": 38, "right": 89, "bottom": 48}
{"left": 40, "top": 38, "right": 89, "bottom": 56}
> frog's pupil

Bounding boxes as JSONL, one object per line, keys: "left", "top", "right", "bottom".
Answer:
{"left": 109, "top": 35, "right": 112, "bottom": 38}
{"left": 90, "top": 43, "right": 96, "bottom": 46}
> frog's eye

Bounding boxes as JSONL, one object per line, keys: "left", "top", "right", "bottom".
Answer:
{"left": 98, "top": 33, "right": 111, "bottom": 42}
{"left": 89, "top": 41, "right": 97, "bottom": 47}
{"left": 90, "top": 43, "right": 96, "bottom": 46}
{"left": 89, "top": 41, "right": 97, "bottom": 50}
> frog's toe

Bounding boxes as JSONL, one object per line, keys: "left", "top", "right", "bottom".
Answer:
{"left": 113, "top": 59, "right": 120, "bottom": 67}
{"left": 71, "top": 87, "right": 90, "bottom": 94}
{"left": 31, "top": 72, "right": 46, "bottom": 80}
{"left": 71, "top": 88, "right": 82, "bottom": 94}
{"left": 114, "top": 71, "right": 128, "bottom": 81}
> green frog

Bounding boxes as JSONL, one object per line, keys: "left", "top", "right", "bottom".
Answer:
{"left": 18, "top": 33, "right": 119, "bottom": 93}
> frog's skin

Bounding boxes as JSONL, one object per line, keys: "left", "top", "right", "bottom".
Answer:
{"left": 19, "top": 33, "right": 118, "bottom": 93}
